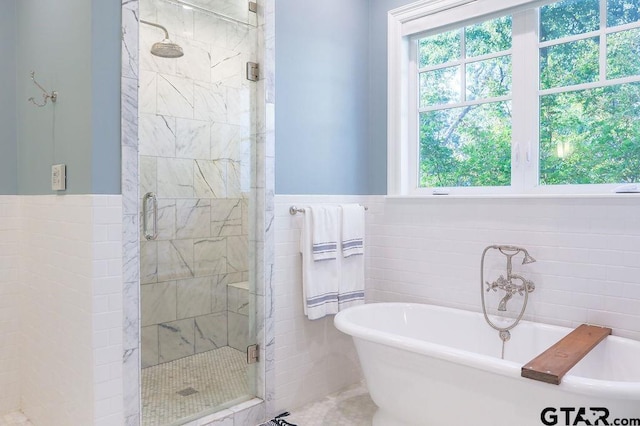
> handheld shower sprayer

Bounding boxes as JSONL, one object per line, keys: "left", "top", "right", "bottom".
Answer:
{"left": 497, "top": 245, "right": 536, "bottom": 265}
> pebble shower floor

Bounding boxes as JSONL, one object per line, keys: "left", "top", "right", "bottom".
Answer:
{"left": 142, "top": 346, "right": 249, "bottom": 425}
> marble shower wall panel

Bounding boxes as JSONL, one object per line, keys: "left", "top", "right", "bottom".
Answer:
{"left": 247, "top": 0, "right": 275, "bottom": 413}
{"left": 140, "top": 0, "right": 255, "bottom": 367}
{"left": 227, "top": 282, "right": 249, "bottom": 351}
{"left": 121, "top": 0, "right": 141, "bottom": 423}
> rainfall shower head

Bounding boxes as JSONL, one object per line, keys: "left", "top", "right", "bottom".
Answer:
{"left": 150, "top": 39, "right": 184, "bottom": 58}
{"left": 140, "top": 20, "right": 184, "bottom": 58}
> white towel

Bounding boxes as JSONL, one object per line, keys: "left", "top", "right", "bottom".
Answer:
{"left": 341, "top": 204, "right": 365, "bottom": 258}
{"left": 311, "top": 206, "right": 339, "bottom": 261}
{"left": 339, "top": 204, "right": 365, "bottom": 309}
{"left": 300, "top": 206, "right": 340, "bottom": 320}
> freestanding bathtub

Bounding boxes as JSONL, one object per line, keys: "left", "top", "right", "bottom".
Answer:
{"left": 334, "top": 303, "right": 640, "bottom": 426}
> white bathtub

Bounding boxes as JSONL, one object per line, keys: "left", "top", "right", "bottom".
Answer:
{"left": 334, "top": 303, "right": 640, "bottom": 426}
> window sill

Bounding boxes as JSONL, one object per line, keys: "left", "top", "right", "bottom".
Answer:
{"left": 385, "top": 193, "right": 640, "bottom": 201}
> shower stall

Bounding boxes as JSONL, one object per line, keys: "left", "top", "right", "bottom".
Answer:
{"left": 137, "top": 0, "right": 259, "bottom": 423}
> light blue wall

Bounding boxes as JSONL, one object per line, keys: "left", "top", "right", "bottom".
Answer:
{"left": 368, "top": 0, "right": 415, "bottom": 195}
{"left": 0, "top": 1, "right": 17, "bottom": 194}
{"left": 275, "top": 0, "right": 416, "bottom": 195}
{"left": 275, "top": 0, "right": 371, "bottom": 194}
{"left": 90, "top": 0, "right": 122, "bottom": 194}
{"left": 15, "top": 0, "right": 121, "bottom": 195}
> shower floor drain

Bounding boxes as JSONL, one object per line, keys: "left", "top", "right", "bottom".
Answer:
{"left": 177, "top": 387, "right": 199, "bottom": 397}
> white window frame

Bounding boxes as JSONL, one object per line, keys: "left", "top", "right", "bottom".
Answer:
{"left": 388, "top": 0, "right": 640, "bottom": 196}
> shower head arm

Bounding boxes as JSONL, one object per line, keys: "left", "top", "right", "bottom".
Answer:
{"left": 140, "top": 19, "right": 170, "bottom": 40}
{"left": 140, "top": 20, "right": 184, "bottom": 58}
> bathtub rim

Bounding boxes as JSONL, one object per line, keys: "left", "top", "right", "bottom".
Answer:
{"left": 334, "top": 302, "right": 640, "bottom": 401}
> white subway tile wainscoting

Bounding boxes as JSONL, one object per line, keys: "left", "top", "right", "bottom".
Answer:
{"left": 0, "top": 195, "right": 124, "bottom": 426}
{"left": 0, "top": 196, "right": 21, "bottom": 415}
{"left": 273, "top": 195, "right": 371, "bottom": 413}
{"left": 273, "top": 194, "right": 640, "bottom": 416}
{"left": 366, "top": 196, "right": 640, "bottom": 341}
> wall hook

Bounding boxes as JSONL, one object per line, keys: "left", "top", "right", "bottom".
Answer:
{"left": 28, "top": 71, "right": 57, "bottom": 107}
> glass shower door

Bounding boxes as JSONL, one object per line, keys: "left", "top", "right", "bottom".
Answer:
{"left": 138, "top": 0, "right": 257, "bottom": 423}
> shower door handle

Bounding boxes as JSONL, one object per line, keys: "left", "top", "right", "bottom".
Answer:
{"left": 143, "top": 192, "right": 158, "bottom": 241}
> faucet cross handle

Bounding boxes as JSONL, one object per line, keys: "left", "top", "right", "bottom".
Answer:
{"left": 485, "top": 275, "right": 508, "bottom": 292}
{"left": 525, "top": 280, "right": 535, "bottom": 293}
{"left": 516, "top": 279, "right": 535, "bottom": 295}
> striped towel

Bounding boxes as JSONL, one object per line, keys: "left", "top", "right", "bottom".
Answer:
{"left": 340, "top": 204, "right": 365, "bottom": 258}
{"left": 300, "top": 206, "right": 340, "bottom": 319}
{"left": 339, "top": 204, "right": 365, "bottom": 309}
{"left": 310, "top": 206, "right": 339, "bottom": 261}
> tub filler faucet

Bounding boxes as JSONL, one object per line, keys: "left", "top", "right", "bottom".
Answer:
{"left": 481, "top": 245, "right": 536, "bottom": 358}
{"left": 484, "top": 245, "right": 536, "bottom": 312}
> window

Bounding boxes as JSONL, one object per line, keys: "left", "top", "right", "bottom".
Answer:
{"left": 417, "top": 16, "right": 513, "bottom": 189}
{"left": 389, "top": 0, "right": 640, "bottom": 195}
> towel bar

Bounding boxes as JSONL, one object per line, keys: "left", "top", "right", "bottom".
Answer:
{"left": 289, "top": 205, "right": 368, "bottom": 215}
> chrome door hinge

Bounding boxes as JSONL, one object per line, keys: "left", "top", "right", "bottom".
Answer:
{"left": 246, "top": 62, "right": 259, "bottom": 82}
{"left": 247, "top": 344, "right": 259, "bottom": 364}
{"left": 248, "top": 1, "right": 258, "bottom": 13}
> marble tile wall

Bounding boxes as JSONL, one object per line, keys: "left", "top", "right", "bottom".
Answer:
{"left": 256, "top": 0, "right": 276, "bottom": 417}
{"left": 227, "top": 282, "right": 249, "bottom": 351}
{"left": 139, "top": 0, "right": 254, "bottom": 368}
{"left": 0, "top": 196, "right": 20, "bottom": 415}
{"left": 121, "top": 0, "right": 274, "bottom": 423}
{"left": 171, "top": 0, "right": 257, "bottom": 27}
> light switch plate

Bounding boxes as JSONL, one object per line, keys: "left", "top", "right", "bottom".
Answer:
{"left": 51, "top": 164, "right": 66, "bottom": 191}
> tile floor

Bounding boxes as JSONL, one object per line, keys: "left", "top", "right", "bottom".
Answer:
{"left": 283, "top": 381, "right": 376, "bottom": 426}
{"left": 1, "top": 373, "right": 374, "bottom": 426}
{"left": 0, "top": 412, "right": 32, "bottom": 426}
{"left": 142, "top": 346, "right": 250, "bottom": 426}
